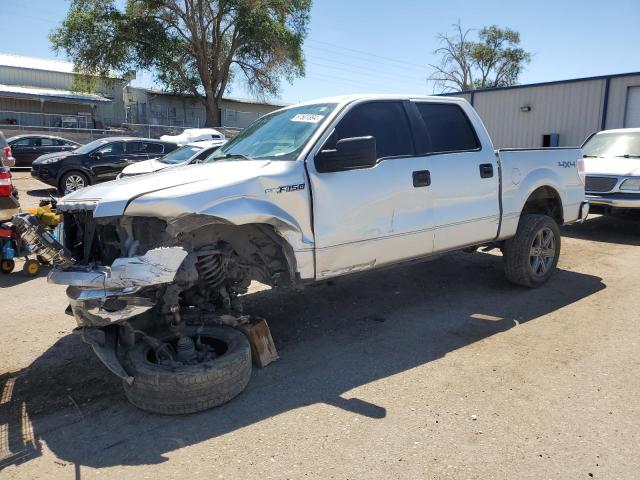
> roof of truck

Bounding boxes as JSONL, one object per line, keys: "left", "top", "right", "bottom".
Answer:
{"left": 281, "top": 94, "right": 467, "bottom": 110}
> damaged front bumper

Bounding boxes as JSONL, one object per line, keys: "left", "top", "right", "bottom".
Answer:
{"left": 48, "top": 247, "right": 188, "bottom": 326}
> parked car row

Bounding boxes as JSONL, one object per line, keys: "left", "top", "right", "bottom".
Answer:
{"left": 0, "top": 129, "right": 225, "bottom": 194}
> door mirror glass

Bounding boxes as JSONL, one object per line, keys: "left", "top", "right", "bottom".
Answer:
{"left": 315, "top": 136, "right": 377, "bottom": 173}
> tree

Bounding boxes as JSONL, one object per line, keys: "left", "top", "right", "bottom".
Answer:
{"left": 428, "top": 22, "right": 531, "bottom": 93}
{"left": 51, "top": 0, "right": 311, "bottom": 126}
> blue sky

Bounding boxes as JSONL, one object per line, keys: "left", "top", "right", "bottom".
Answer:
{"left": 2, "top": 0, "right": 639, "bottom": 104}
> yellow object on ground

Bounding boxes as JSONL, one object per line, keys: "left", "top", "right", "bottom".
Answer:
{"left": 24, "top": 206, "right": 62, "bottom": 228}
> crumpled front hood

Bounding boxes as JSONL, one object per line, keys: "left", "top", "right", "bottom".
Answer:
{"left": 121, "top": 158, "right": 169, "bottom": 176}
{"left": 584, "top": 156, "right": 640, "bottom": 176}
{"left": 58, "top": 160, "right": 273, "bottom": 217}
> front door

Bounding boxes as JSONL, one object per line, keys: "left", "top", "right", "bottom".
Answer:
{"left": 90, "top": 141, "right": 127, "bottom": 181}
{"left": 307, "top": 100, "right": 435, "bottom": 279}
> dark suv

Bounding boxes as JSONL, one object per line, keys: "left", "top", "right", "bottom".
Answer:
{"left": 31, "top": 137, "right": 178, "bottom": 194}
{"left": 7, "top": 135, "right": 80, "bottom": 167}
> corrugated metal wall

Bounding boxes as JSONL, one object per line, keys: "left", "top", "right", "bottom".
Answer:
{"left": 468, "top": 80, "right": 605, "bottom": 148}
{"left": 0, "top": 66, "right": 74, "bottom": 90}
{"left": 448, "top": 74, "right": 640, "bottom": 149}
{"left": 124, "top": 87, "right": 281, "bottom": 128}
{"left": 605, "top": 74, "right": 640, "bottom": 129}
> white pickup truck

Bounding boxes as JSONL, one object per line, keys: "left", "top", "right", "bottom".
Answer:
{"left": 17, "top": 95, "right": 588, "bottom": 414}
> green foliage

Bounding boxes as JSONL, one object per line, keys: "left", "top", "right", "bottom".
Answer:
{"left": 50, "top": 0, "right": 311, "bottom": 125}
{"left": 429, "top": 22, "right": 531, "bottom": 92}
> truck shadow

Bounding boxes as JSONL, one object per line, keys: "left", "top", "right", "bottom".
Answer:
{"left": 0, "top": 252, "right": 605, "bottom": 470}
{"left": 562, "top": 215, "right": 640, "bottom": 246}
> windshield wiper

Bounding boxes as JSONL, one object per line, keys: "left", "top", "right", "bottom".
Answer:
{"left": 221, "top": 153, "right": 253, "bottom": 161}
{"left": 582, "top": 155, "right": 601, "bottom": 158}
{"left": 615, "top": 154, "right": 640, "bottom": 158}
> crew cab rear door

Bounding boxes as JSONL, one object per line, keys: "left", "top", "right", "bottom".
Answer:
{"left": 411, "top": 100, "right": 500, "bottom": 252}
{"left": 307, "top": 100, "right": 435, "bottom": 279}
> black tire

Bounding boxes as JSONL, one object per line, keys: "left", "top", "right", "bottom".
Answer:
{"left": 59, "top": 171, "right": 89, "bottom": 195}
{"left": 23, "top": 259, "right": 40, "bottom": 276}
{"left": 502, "top": 214, "right": 561, "bottom": 288}
{"left": 1, "top": 259, "right": 15, "bottom": 274}
{"left": 122, "top": 325, "right": 252, "bottom": 415}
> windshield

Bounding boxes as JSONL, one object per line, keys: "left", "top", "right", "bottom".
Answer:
{"left": 74, "top": 139, "right": 111, "bottom": 155}
{"left": 206, "top": 103, "right": 337, "bottom": 162}
{"left": 582, "top": 131, "right": 640, "bottom": 158}
{"left": 159, "top": 145, "right": 203, "bottom": 164}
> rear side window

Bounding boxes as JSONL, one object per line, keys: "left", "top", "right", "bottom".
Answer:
{"left": 40, "top": 138, "right": 55, "bottom": 146}
{"left": 414, "top": 103, "right": 479, "bottom": 153}
{"left": 143, "top": 142, "right": 164, "bottom": 154}
{"left": 329, "top": 101, "right": 414, "bottom": 159}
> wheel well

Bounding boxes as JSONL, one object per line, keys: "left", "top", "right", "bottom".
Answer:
{"left": 163, "top": 217, "right": 298, "bottom": 288}
{"left": 522, "top": 186, "right": 563, "bottom": 224}
{"left": 58, "top": 169, "right": 91, "bottom": 189}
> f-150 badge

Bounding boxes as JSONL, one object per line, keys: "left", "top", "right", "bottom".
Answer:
{"left": 265, "top": 183, "right": 306, "bottom": 194}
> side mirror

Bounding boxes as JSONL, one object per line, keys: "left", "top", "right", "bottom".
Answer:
{"left": 93, "top": 152, "right": 102, "bottom": 159}
{"left": 315, "top": 136, "right": 377, "bottom": 173}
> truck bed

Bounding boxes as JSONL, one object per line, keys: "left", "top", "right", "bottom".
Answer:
{"left": 497, "top": 147, "right": 585, "bottom": 239}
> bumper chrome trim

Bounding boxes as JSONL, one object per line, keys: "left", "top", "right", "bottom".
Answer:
{"left": 50, "top": 247, "right": 188, "bottom": 325}
{"left": 586, "top": 194, "right": 640, "bottom": 209}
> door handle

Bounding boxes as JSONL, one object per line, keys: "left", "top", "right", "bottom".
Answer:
{"left": 413, "top": 170, "right": 431, "bottom": 187}
{"left": 479, "top": 163, "right": 494, "bottom": 178}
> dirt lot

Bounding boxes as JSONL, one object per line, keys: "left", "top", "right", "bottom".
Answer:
{"left": 1, "top": 172, "right": 639, "bottom": 479}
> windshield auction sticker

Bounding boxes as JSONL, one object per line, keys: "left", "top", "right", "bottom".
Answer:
{"left": 291, "top": 113, "right": 324, "bottom": 123}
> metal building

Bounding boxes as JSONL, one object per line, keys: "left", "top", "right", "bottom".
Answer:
{"left": 0, "top": 53, "right": 124, "bottom": 128}
{"left": 446, "top": 72, "right": 640, "bottom": 148}
{"left": 0, "top": 53, "right": 284, "bottom": 131}
{"left": 123, "top": 87, "right": 287, "bottom": 130}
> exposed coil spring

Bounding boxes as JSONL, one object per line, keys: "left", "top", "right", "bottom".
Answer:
{"left": 195, "top": 252, "right": 228, "bottom": 289}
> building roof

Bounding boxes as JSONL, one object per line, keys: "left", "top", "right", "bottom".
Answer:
{"left": 137, "top": 87, "right": 290, "bottom": 108}
{"left": 0, "top": 84, "right": 112, "bottom": 104}
{"left": 0, "top": 52, "right": 121, "bottom": 78}
{"left": 442, "top": 71, "right": 640, "bottom": 95}
{"left": 0, "top": 53, "right": 76, "bottom": 74}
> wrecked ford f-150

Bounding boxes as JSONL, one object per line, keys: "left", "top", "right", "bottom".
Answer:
{"left": 18, "top": 95, "right": 589, "bottom": 414}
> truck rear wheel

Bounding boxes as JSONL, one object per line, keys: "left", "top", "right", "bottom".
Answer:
{"left": 122, "top": 325, "right": 252, "bottom": 415}
{"left": 502, "top": 214, "right": 561, "bottom": 288}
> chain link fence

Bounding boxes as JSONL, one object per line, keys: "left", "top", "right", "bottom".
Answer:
{"left": 0, "top": 109, "right": 249, "bottom": 142}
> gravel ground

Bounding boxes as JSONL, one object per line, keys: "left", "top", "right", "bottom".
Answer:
{"left": 1, "top": 172, "right": 639, "bottom": 479}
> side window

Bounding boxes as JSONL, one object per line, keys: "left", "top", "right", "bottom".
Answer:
{"left": 414, "top": 103, "right": 480, "bottom": 153}
{"left": 329, "top": 101, "right": 414, "bottom": 159}
{"left": 143, "top": 142, "right": 164, "bottom": 154}
{"left": 40, "top": 138, "right": 55, "bottom": 146}
{"left": 195, "top": 147, "right": 217, "bottom": 161}
{"left": 126, "top": 141, "right": 143, "bottom": 154}
{"left": 97, "top": 142, "right": 124, "bottom": 155}
{"left": 12, "top": 138, "right": 33, "bottom": 147}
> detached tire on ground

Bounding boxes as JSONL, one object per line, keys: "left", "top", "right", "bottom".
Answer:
{"left": 122, "top": 325, "right": 252, "bottom": 415}
{"left": 502, "top": 214, "right": 561, "bottom": 288}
